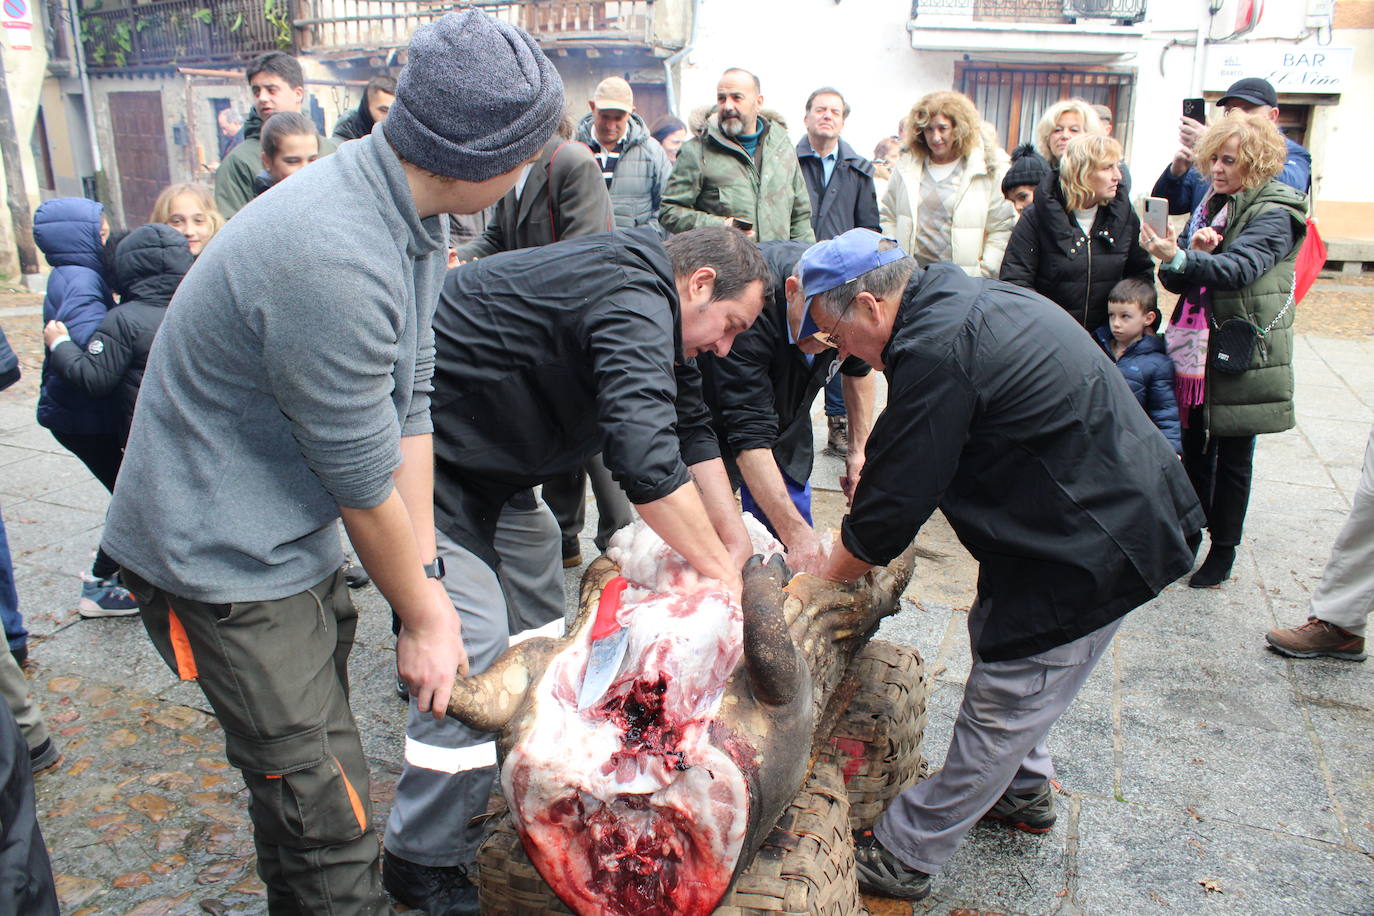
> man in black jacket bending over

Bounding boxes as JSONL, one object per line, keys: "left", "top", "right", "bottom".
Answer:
{"left": 700, "top": 239, "right": 874, "bottom": 573}
{"left": 383, "top": 225, "right": 767, "bottom": 911}
{"left": 799, "top": 229, "right": 1203, "bottom": 901}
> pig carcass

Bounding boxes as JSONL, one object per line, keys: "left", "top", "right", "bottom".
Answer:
{"left": 445, "top": 520, "right": 917, "bottom": 916}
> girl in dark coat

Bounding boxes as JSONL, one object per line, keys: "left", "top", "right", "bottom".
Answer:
{"left": 31, "top": 198, "right": 137, "bottom": 615}
{"left": 1000, "top": 134, "right": 1154, "bottom": 332}
{"left": 44, "top": 224, "right": 193, "bottom": 444}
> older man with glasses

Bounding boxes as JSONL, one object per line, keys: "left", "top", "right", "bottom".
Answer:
{"left": 799, "top": 228, "right": 1203, "bottom": 900}
{"left": 697, "top": 240, "right": 875, "bottom": 573}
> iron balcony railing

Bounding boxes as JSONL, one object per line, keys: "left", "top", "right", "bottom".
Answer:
{"left": 911, "top": 0, "right": 1146, "bottom": 25}
{"left": 79, "top": 0, "right": 288, "bottom": 70}
{"left": 295, "top": 0, "right": 656, "bottom": 55}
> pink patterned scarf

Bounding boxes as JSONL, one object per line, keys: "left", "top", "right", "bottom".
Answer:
{"left": 1165, "top": 191, "right": 1231, "bottom": 424}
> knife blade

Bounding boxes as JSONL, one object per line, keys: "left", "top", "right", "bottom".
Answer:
{"left": 577, "top": 575, "right": 630, "bottom": 710}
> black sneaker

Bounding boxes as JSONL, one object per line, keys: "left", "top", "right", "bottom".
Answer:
{"left": 343, "top": 564, "right": 371, "bottom": 589}
{"left": 981, "top": 781, "right": 1057, "bottom": 834}
{"left": 30, "top": 738, "right": 60, "bottom": 775}
{"left": 853, "top": 828, "right": 931, "bottom": 900}
{"left": 383, "top": 849, "right": 480, "bottom": 916}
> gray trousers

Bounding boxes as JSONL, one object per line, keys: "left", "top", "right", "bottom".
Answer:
{"left": 384, "top": 495, "right": 564, "bottom": 868}
{"left": 542, "top": 453, "right": 634, "bottom": 554}
{"left": 1310, "top": 421, "right": 1374, "bottom": 638}
{"left": 876, "top": 602, "right": 1122, "bottom": 874}
{"left": 0, "top": 649, "right": 46, "bottom": 752}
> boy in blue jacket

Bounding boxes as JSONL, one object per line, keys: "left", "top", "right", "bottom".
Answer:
{"left": 1093, "top": 278, "right": 1182, "bottom": 453}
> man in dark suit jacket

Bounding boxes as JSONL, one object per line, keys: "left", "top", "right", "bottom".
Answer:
{"left": 795, "top": 87, "right": 880, "bottom": 457}
{"left": 453, "top": 128, "right": 632, "bottom": 567}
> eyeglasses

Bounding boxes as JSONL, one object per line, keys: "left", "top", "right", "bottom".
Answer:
{"left": 811, "top": 295, "right": 857, "bottom": 352}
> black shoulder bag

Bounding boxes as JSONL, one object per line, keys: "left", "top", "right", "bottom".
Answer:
{"left": 1210, "top": 285, "right": 1294, "bottom": 375}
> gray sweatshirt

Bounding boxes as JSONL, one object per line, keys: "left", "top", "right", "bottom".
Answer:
{"left": 103, "top": 133, "right": 447, "bottom": 602}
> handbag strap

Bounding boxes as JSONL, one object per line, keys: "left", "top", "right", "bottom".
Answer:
{"left": 1259, "top": 284, "right": 1295, "bottom": 336}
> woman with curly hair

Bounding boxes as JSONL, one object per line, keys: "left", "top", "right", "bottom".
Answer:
{"left": 880, "top": 90, "right": 1014, "bottom": 277}
{"left": 1000, "top": 133, "right": 1153, "bottom": 332}
{"left": 1140, "top": 111, "right": 1307, "bottom": 588}
{"left": 149, "top": 182, "right": 224, "bottom": 257}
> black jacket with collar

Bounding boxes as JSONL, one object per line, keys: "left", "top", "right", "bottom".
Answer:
{"left": 700, "top": 240, "right": 870, "bottom": 485}
{"left": 999, "top": 170, "right": 1154, "bottom": 332}
{"left": 796, "top": 136, "right": 881, "bottom": 241}
{"left": 844, "top": 263, "right": 1203, "bottom": 661}
{"left": 49, "top": 223, "right": 192, "bottom": 442}
{"left": 430, "top": 227, "right": 718, "bottom": 564}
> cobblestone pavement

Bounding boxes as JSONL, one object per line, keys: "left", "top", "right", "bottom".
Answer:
{"left": 2, "top": 287, "right": 1373, "bottom": 915}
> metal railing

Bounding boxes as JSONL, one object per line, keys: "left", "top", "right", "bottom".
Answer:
{"left": 79, "top": 0, "right": 287, "bottom": 70}
{"left": 295, "top": 0, "right": 655, "bottom": 54}
{"left": 911, "top": 0, "right": 1146, "bottom": 25}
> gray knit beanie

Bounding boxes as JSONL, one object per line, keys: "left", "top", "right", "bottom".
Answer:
{"left": 383, "top": 10, "right": 564, "bottom": 181}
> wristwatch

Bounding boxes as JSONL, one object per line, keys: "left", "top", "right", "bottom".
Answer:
{"left": 422, "top": 558, "right": 445, "bottom": 580}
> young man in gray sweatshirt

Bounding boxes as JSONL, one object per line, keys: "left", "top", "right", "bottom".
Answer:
{"left": 101, "top": 12, "right": 564, "bottom": 913}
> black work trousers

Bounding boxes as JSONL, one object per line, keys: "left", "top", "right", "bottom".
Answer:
{"left": 1181, "top": 409, "right": 1256, "bottom": 548}
{"left": 50, "top": 430, "right": 123, "bottom": 579}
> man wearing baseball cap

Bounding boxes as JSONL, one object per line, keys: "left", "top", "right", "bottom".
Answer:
{"left": 797, "top": 229, "right": 1203, "bottom": 900}
{"left": 101, "top": 10, "right": 564, "bottom": 912}
{"left": 1152, "top": 76, "right": 1311, "bottom": 216}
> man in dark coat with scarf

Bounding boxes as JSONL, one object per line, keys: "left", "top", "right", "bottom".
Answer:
{"left": 799, "top": 229, "right": 1203, "bottom": 901}
{"left": 332, "top": 74, "right": 396, "bottom": 142}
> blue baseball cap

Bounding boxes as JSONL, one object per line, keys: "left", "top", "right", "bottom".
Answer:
{"left": 797, "top": 229, "right": 907, "bottom": 337}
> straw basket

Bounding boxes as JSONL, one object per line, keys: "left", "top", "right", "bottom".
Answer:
{"left": 815, "top": 639, "right": 928, "bottom": 830}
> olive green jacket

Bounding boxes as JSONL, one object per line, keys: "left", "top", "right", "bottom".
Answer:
{"left": 1164, "top": 180, "right": 1307, "bottom": 437}
{"left": 660, "top": 116, "right": 814, "bottom": 243}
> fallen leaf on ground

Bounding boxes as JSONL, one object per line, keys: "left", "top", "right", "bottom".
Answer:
{"left": 1199, "top": 878, "right": 1223, "bottom": 893}
{"left": 129, "top": 792, "right": 175, "bottom": 822}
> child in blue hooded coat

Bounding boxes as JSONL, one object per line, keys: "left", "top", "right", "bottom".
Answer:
{"left": 1093, "top": 278, "right": 1182, "bottom": 454}
{"left": 32, "top": 197, "right": 138, "bottom": 617}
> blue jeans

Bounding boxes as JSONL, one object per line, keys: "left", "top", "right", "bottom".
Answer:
{"left": 739, "top": 467, "right": 812, "bottom": 540}
{"left": 824, "top": 373, "right": 846, "bottom": 418}
{"left": 0, "top": 509, "right": 28, "bottom": 654}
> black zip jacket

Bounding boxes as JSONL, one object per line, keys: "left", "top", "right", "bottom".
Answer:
{"left": 430, "top": 227, "right": 719, "bottom": 564}
{"left": 700, "top": 240, "right": 870, "bottom": 485}
{"left": 48, "top": 224, "right": 192, "bottom": 442}
{"left": 844, "top": 263, "right": 1203, "bottom": 661}
{"left": 999, "top": 170, "right": 1154, "bottom": 332}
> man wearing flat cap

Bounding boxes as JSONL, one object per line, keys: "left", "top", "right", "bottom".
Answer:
{"left": 100, "top": 11, "right": 566, "bottom": 913}
{"left": 796, "top": 229, "right": 1203, "bottom": 900}
{"left": 1152, "top": 76, "right": 1312, "bottom": 216}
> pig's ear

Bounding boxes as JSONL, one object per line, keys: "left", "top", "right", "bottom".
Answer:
{"left": 447, "top": 636, "right": 565, "bottom": 731}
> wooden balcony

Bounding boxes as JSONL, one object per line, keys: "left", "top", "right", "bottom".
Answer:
{"left": 78, "top": 0, "right": 288, "bottom": 70}
{"left": 295, "top": 0, "right": 676, "bottom": 57}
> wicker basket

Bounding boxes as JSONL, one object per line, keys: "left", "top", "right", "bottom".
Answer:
{"left": 477, "top": 761, "right": 863, "bottom": 915}
{"left": 815, "top": 639, "right": 929, "bottom": 830}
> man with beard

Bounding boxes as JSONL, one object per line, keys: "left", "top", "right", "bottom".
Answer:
{"left": 661, "top": 68, "right": 814, "bottom": 243}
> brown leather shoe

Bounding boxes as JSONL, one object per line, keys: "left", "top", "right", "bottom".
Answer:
{"left": 1266, "top": 619, "right": 1366, "bottom": 661}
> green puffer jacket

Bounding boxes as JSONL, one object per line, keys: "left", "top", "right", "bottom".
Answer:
{"left": 1162, "top": 179, "right": 1307, "bottom": 437}
{"left": 660, "top": 116, "right": 814, "bottom": 242}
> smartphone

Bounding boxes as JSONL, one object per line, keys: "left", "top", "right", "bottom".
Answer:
{"left": 732, "top": 217, "right": 754, "bottom": 232}
{"left": 1182, "top": 97, "right": 1207, "bottom": 124}
{"left": 1144, "top": 197, "right": 1169, "bottom": 237}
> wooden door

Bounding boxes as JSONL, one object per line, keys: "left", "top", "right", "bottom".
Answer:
{"left": 109, "top": 91, "right": 171, "bottom": 227}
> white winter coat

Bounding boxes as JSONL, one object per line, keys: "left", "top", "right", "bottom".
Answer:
{"left": 880, "top": 137, "right": 1015, "bottom": 278}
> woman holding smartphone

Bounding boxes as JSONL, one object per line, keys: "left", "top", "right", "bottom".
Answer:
{"left": 1140, "top": 111, "right": 1307, "bottom": 588}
